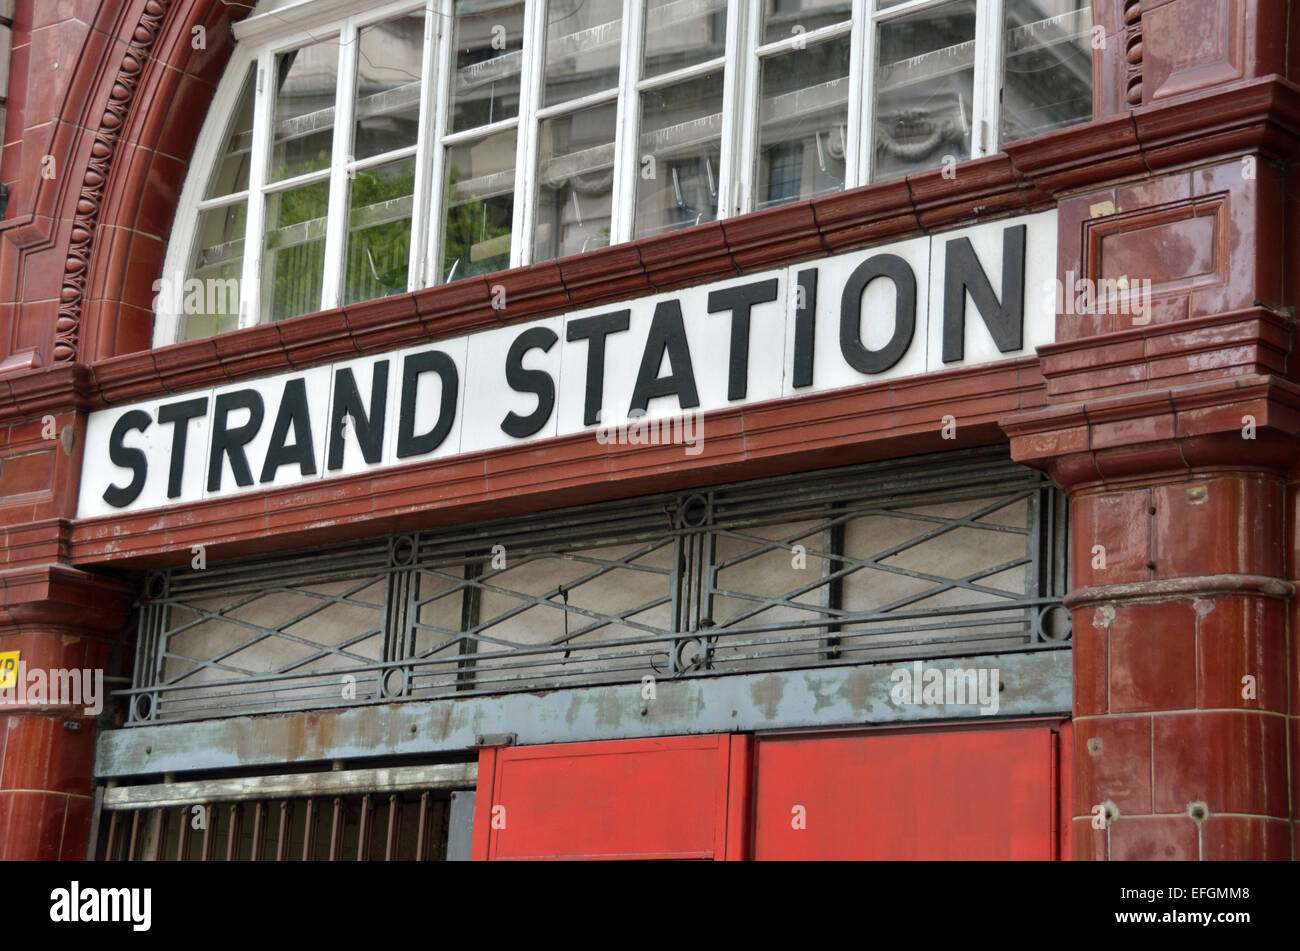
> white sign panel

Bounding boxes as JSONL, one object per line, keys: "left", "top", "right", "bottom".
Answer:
{"left": 78, "top": 211, "right": 1057, "bottom": 517}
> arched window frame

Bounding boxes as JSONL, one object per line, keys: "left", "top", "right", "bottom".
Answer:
{"left": 157, "top": 0, "right": 1093, "bottom": 345}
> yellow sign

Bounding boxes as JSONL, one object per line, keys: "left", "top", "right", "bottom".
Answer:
{"left": 0, "top": 651, "right": 18, "bottom": 690}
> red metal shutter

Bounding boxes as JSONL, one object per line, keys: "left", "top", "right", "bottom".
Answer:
{"left": 751, "top": 722, "right": 1063, "bottom": 860}
{"left": 472, "top": 735, "right": 751, "bottom": 860}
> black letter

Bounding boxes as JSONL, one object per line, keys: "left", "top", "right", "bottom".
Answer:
{"left": 328, "top": 362, "right": 389, "bottom": 470}
{"left": 157, "top": 397, "right": 207, "bottom": 499}
{"left": 103, "top": 409, "right": 152, "bottom": 508}
{"left": 396, "top": 350, "right": 459, "bottom": 458}
{"left": 839, "top": 253, "right": 916, "bottom": 375}
{"left": 792, "top": 269, "right": 818, "bottom": 389}
{"left": 629, "top": 300, "right": 700, "bottom": 414}
{"left": 501, "top": 326, "right": 559, "bottom": 438}
{"left": 260, "top": 378, "right": 317, "bottom": 483}
{"left": 942, "top": 224, "right": 1026, "bottom": 362}
{"left": 567, "top": 310, "right": 630, "bottom": 426}
{"left": 707, "top": 278, "right": 778, "bottom": 400}
{"left": 207, "top": 390, "right": 264, "bottom": 491}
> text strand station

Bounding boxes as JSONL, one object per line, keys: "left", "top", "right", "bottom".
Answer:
{"left": 79, "top": 212, "right": 1056, "bottom": 516}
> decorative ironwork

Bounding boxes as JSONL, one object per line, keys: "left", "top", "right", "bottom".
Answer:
{"left": 121, "top": 448, "right": 1069, "bottom": 723}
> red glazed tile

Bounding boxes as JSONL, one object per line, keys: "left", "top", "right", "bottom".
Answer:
{"left": 1109, "top": 815, "right": 1199, "bottom": 861}
{"left": 1195, "top": 595, "right": 1286, "bottom": 713}
{"left": 1073, "top": 715, "right": 1152, "bottom": 816}
{"left": 1108, "top": 600, "right": 1196, "bottom": 713}
{"left": 1152, "top": 710, "right": 1288, "bottom": 817}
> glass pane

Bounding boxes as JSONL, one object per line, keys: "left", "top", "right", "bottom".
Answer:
{"left": 534, "top": 101, "right": 616, "bottom": 262}
{"left": 270, "top": 40, "right": 340, "bottom": 182}
{"left": 544, "top": 0, "right": 621, "bottom": 106}
{"left": 634, "top": 71, "right": 724, "bottom": 239}
{"left": 644, "top": 0, "right": 728, "bottom": 79}
{"left": 450, "top": 0, "right": 523, "bottom": 132}
{"left": 760, "top": 0, "right": 851, "bottom": 46}
{"left": 756, "top": 35, "right": 850, "bottom": 209}
{"left": 344, "top": 156, "right": 416, "bottom": 305}
{"left": 872, "top": 1, "right": 976, "bottom": 183}
{"left": 443, "top": 128, "right": 517, "bottom": 281}
{"left": 205, "top": 68, "right": 255, "bottom": 198}
{"left": 354, "top": 12, "right": 426, "bottom": 161}
{"left": 1000, "top": 0, "right": 1093, "bottom": 144}
{"left": 180, "top": 202, "right": 245, "bottom": 340}
{"left": 261, "top": 180, "right": 329, "bottom": 321}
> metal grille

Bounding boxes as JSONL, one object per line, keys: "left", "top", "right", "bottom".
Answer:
{"left": 122, "top": 448, "right": 1069, "bottom": 724}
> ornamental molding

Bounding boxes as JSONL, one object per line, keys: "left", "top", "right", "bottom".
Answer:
{"left": 55, "top": 0, "right": 177, "bottom": 363}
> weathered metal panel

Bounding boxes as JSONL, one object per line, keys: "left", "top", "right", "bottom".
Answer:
{"left": 446, "top": 790, "right": 475, "bottom": 862}
{"left": 95, "top": 650, "right": 1070, "bottom": 779}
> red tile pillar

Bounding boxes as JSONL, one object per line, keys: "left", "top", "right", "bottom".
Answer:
{"left": 1007, "top": 385, "right": 1299, "bottom": 860}
{"left": 0, "top": 565, "right": 135, "bottom": 860}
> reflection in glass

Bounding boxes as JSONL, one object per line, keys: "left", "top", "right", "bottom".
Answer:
{"left": 872, "top": 1, "right": 976, "bottom": 182}
{"left": 635, "top": 71, "right": 725, "bottom": 239}
{"left": 644, "top": 0, "right": 727, "bottom": 78}
{"left": 182, "top": 203, "right": 246, "bottom": 340}
{"left": 270, "top": 40, "right": 340, "bottom": 182}
{"left": 1000, "top": 0, "right": 1093, "bottom": 144}
{"left": 534, "top": 102, "right": 617, "bottom": 262}
{"left": 756, "top": 36, "right": 850, "bottom": 208}
{"left": 443, "top": 129, "right": 517, "bottom": 280}
{"left": 344, "top": 157, "right": 416, "bottom": 305}
{"left": 760, "top": 0, "right": 851, "bottom": 46}
{"left": 205, "top": 68, "right": 255, "bottom": 198}
{"left": 450, "top": 0, "right": 523, "bottom": 132}
{"left": 262, "top": 180, "right": 330, "bottom": 321}
{"left": 354, "top": 13, "right": 425, "bottom": 161}
{"left": 544, "top": 0, "right": 621, "bottom": 106}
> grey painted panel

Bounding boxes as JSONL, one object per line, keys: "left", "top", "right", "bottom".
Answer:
{"left": 95, "top": 650, "right": 1070, "bottom": 779}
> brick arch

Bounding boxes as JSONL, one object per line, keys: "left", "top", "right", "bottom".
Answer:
{"left": 75, "top": 0, "right": 250, "bottom": 363}
{"left": 0, "top": 0, "right": 248, "bottom": 369}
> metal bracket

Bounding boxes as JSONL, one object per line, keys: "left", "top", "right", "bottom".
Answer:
{"left": 473, "top": 733, "right": 517, "bottom": 748}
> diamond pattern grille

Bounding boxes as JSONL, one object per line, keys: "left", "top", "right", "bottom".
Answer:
{"left": 125, "top": 449, "right": 1069, "bottom": 723}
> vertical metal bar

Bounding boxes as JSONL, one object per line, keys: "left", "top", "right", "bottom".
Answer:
{"left": 415, "top": 791, "right": 430, "bottom": 861}
{"left": 357, "top": 794, "right": 373, "bottom": 861}
{"left": 200, "top": 804, "right": 216, "bottom": 861}
{"left": 328, "top": 797, "right": 343, "bottom": 861}
{"left": 225, "top": 804, "right": 243, "bottom": 861}
{"left": 176, "top": 807, "right": 191, "bottom": 861}
{"left": 127, "top": 811, "right": 141, "bottom": 861}
{"left": 302, "top": 799, "right": 319, "bottom": 861}
{"left": 822, "top": 504, "right": 845, "bottom": 659}
{"left": 106, "top": 811, "right": 120, "bottom": 862}
{"left": 447, "top": 790, "right": 476, "bottom": 861}
{"left": 384, "top": 794, "right": 400, "bottom": 861}
{"left": 86, "top": 786, "right": 106, "bottom": 861}
{"left": 275, "top": 800, "right": 292, "bottom": 861}
{"left": 456, "top": 558, "right": 483, "bottom": 690}
{"left": 250, "top": 801, "right": 267, "bottom": 861}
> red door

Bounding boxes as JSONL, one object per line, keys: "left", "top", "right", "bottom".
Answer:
{"left": 751, "top": 722, "right": 1067, "bottom": 859}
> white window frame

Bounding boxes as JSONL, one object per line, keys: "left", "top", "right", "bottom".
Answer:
{"left": 156, "top": 0, "right": 1083, "bottom": 346}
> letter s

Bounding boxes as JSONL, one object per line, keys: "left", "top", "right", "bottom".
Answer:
{"left": 103, "top": 409, "right": 153, "bottom": 507}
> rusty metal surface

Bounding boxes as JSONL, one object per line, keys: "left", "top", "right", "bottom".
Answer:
{"left": 96, "top": 651, "right": 1069, "bottom": 779}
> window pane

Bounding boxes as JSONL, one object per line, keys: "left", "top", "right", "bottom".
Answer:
{"left": 756, "top": 35, "right": 850, "bottom": 209}
{"left": 344, "top": 156, "right": 416, "bottom": 305}
{"left": 181, "top": 203, "right": 246, "bottom": 340}
{"left": 644, "top": 0, "right": 728, "bottom": 79}
{"left": 262, "top": 180, "right": 329, "bottom": 321}
{"left": 760, "top": 0, "right": 851, "bottom": 46}
{"left": 872, "top": 1, "right": 975, "bottom": 183}
{"left": 634, "top": 71, "right": 724, "bottom": 239}
{"left": 1000, "top": 0, "right": 1093, "bottom": 144}
{"left": 354, "top": 13, "right": 425, "bottom": 161}
{"left": 205, "top": 68, "right": 255, "bottom": 198}
{"left": 443, "top": 128, "right": 516, "bottom": 281}
{"left": 534, "top": 101, "right": 616, "bottom": 262}
{"left": 544, "top": 0, "right": 621, "bottom": 106}
{"left": 450, "top": 0, "right": 523, "bottom": 132}
{"left": 270, "top": 40, "right": 340, "bottom": 182}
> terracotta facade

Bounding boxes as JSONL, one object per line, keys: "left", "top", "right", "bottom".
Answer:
{"left": 0, "top": 0, "right": 1297, "bottom": 860}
